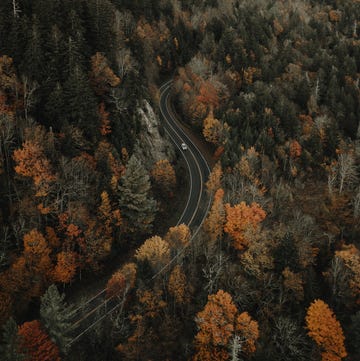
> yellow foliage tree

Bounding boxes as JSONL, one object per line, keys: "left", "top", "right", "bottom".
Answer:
{"left": 165, "top": 224, "right": 191, "bottom": 251}
{"left": 168, "top": 265, "right": 189, "bottom": 305}
{"left": 135, "top": 236, "right": 170, "bottom": 272}
{"left": 23, "top": 229, "right": 52, "bottom": 278}
{"left": 202, "top": 112, "right": 223, "bottom": 145}
{"left": 203, "top": 188, "right": 225, "bottom": 245}
{"left": 335, "top": 244, "right": 360, "bottom": 303}
{"left": 205, "top": 162, "right": 222, "bottom": 194}
{"left": 151, "top": 159, "right": 176, "bottom": 194}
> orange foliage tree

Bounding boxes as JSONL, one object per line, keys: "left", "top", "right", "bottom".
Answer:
{"left": 224, "top": 202, "right": 266, "bottom": 251}
{"left": 151, "top": 159, "right": 176, "bottom": 195}
{"left": 167, "top": 265, "right": 189, "bottom": 305}
{"left": 98, "top": 102, "right": 112, "bottom": 136}
{"left": 205, "top": 162, "right": 222, "bottom": 194}
{"left": 18, "top": 320, "right": 61, "bottom": 361}
{"left": 197, "top": 81, "right": 219, "bottom": 111}
{"left": 194, "top": 290, "right": 259, "bottom": 361}
{"left": 289, "top": 139, "right": 302, "bottom": 158}
{"left": 98, "top": 191, "right": 113, "bottom": 239}
{"left": 0, "top": 257, "right": 32, "bottom": 302}
{"left": 203, "top": 188, "right": 225, "bottom": 245}
{"left": 106, "top": 263, "right": 137, "bottom": 299}
{"left": 305, "top": 299, "right": 347, "bottom": 361}
{"left": 53, "top": 251, "right": 77, "bottom": 284}
{"left": 23, "top": 229, "right": 52, "bottom": 279}
{"left": 13, "top": 141, "right": 56, "bottom": 197}
{"left": 90, "top": 52, "right": 120, "bottom": 95}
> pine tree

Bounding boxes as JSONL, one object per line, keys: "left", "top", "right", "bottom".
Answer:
{"left": 40, "top": 284, "right": 76, "bottom": 354}
{"left": 118, "top": 155, "right": 157, "bottom": 236}
{"left": 45, "top": 83, "right": 65, "bottom": 130}
{"left": 0, "top": 318, "right": 25, "bottom": 361}
{"left": 63, "top": 65, "right": 97, "bottom": 133}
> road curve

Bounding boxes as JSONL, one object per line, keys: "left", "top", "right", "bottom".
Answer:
{"left": 67, "top": 80, "right": 212, "bottom": 347}
{"left": 159, "top": 80, "right": 212, "bottom": 233}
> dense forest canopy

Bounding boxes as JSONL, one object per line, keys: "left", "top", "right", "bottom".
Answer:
{"left": 0, "top": 0, "right": 359, "bottom": 360}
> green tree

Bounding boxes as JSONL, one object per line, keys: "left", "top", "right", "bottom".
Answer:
{"left": 0, "top": 318, "right": 25, "bottom": 361}
{"left": 63, "top": 65, "right": 97, "bottom": 133}
{"left": 40, "top": 284, "right": 76, "bottom": 354}
{"left": 118, "top": 155, "right": 157, "bottom": 236}
{"left": 45, "top": 83, "right": 65, "bottom": 130}
{"left": 22, "top": 15, "right": 44, "bottom": 82}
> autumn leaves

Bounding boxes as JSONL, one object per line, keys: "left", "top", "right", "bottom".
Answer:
{"left": 194, "top": 290, "right": 259, "bottom": 361}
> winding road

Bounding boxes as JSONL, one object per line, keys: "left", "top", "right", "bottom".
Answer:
{"left": 159, "top": 80, "right": 212, "bottom": 232}
{"left": 67, "top": 80, "right": 212, "bottom": 347}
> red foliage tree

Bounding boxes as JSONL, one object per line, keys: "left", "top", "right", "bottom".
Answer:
{"left": 18, "top": 320, "right": 61, "bottom": 361}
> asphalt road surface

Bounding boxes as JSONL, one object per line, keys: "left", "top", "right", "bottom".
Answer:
{"left": 159, "top": 80, "right": 211, "bottom": 232}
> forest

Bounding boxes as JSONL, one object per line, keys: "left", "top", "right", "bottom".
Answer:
{"left": 0, "top": 0, "right": 359, "bottom": 360}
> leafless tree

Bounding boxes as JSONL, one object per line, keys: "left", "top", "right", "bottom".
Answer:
{"left": 115, "top": 10, "right": 135, "bottom": 39}
{"left": 228, "top": 335, "right": 242, "bottom": 361}
{"left": 21, "top": 76, "right": 38, "bottom": 121}
{"left": 272, "top": 317, "right": 310, "bottom": 361}
{"left": 327, "top": 256, "right": 349, "bottom": 306}
{"left": 202, "top": 252, "right": 227, "bottom": 294}
{"left": 338, "top": 153, "right": 358, "bottom": 193}
{"left": 12, "top": 0, "right": 21, "bottom": 18}
{"left": 116, "top": 48, "right": 138, "bottom": 79}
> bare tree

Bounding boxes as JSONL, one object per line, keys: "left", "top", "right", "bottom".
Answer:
{"left": 116, "top": 48, "right": 138, "bottom": 79}
{"left": 272, "top": 317, "right": 310, "bottom": 361}
{"left": 12, "top": 0, "right": 21, "bottom": 18}
{"left": 229, "top": 335, "right": 242, "bottom": 361}
{"left": 338, "top": 153, "right": 358, "bottom": 194}
{"left": 21, "top": 76, "right": 38, "bottom": 121}
{"left": 115, "top": 10, "right": 135, "bottom": 39}
{"left": 327, "top": 164, "right": 337, "bottom": 196}
{"left": 326, "top": 256, "right": 349, "bottom": 306}
{"left": 202, "top": 252, "right": 227, "bottom": 294}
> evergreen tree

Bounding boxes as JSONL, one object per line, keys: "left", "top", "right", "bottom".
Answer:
{"left": 85, "top": 0, "right": 115, "bottom": 54}
{"left": 45, "top": 82, "right": 65, "bottom": 130}
{"left": 0, "top": 318, "right": 25, "bottom": 361}
{"left": 118, "top": 155, "right": 157, "bottom": 236}
{"left": 274, "top": 233, "right": 299, "bottom": 272}
{"left": 63, "top": 65, "right": 97, "bottom": 134}
{"left": 22, "top": 15, "right": 44, "bottom": 82}
{"left": 40, "top": 284, "right": 76, "bottom": 354}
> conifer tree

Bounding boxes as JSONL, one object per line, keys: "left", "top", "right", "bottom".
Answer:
{"left": 63, "top": 65, "right": 97, "bottom": 131}
{"left": 40, "top": 284, "right": 76, "bottom": 354}
{"left": 118, "top": 155, "right": 157, "bottom": 235}
{"left": 0, "top": 318, "right": 25, "bottom": 361}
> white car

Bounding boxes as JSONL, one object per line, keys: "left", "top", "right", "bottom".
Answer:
{"left": 181, "top": 143, "right": 188, "bottom": 150}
